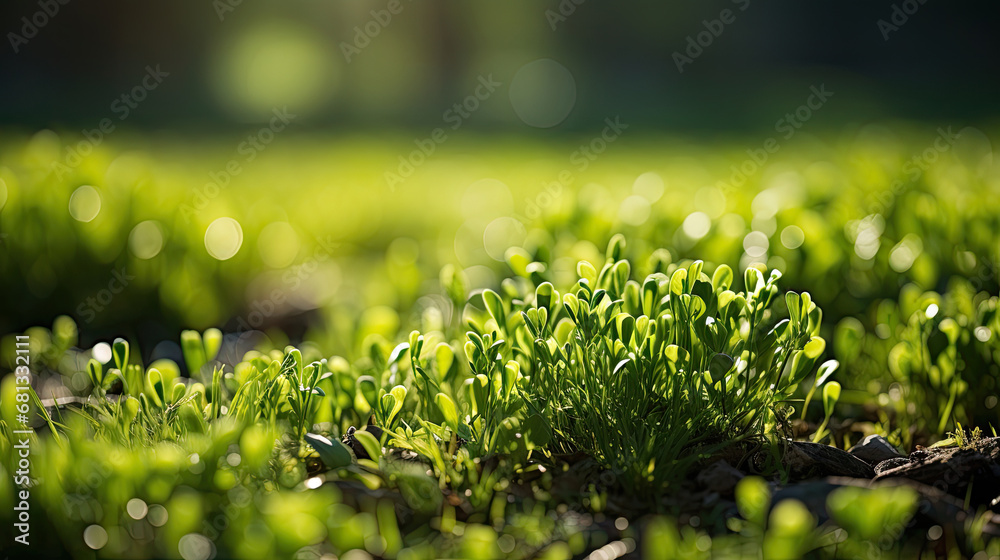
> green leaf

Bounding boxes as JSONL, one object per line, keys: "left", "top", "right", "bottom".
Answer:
{"left": 736, "top": 476, "right": 770, "bottom": 527}
{"left": 614, "top": 358, "right": 631, "bottom": 376}
{"left": 642, "top": 277, "right": 659, "bottom": 316}
{"left": 121, "top": 396, "right": 140, "bottom": 426}
{"left": 87, "top": 358, "right": 103, "bottom": 390}
{"left": 505, "top": 247, "right": 532, "bottom": 278}
{"left": 387, "top": 342, "right": 410, "bottom": 366}
{"left": 606, "top": 233, "right": 626, "bottom": 261}
{"left": 803, "top": 336, "right": 826, "bottom": 359}
{"left": 435, "top": 343, "right": 454, "bottom": 379}
{"left": 502, "top": 361, "right": 519, "bottom": 401}
{"left": 535, "top": 282, "right": 555, "bottom": 312}
{"left": 178, "top": 402, "right": 205, "bottom": 433}
{"left": 390, "top": 384, "right": 407, "bottom": 407}
{"left": 823, "top": 381, "right": 842, "bottom": 418}
{"left": 709, "top": 353, "right": 734, "bottom": 384}
{"left": 146, "top": 368, "right": 165, "bottom": 408}
{"left": 470, "top": 374, "right": 488, "bottom": 414}
{"left": 664, "top": 344, "right": 690, "bottom": 364}
{"left": 718, "top": 290, "right": 736, "bottom": 312}
{"left": 354, "top": 429, "right": 383, "bottom": 461}
{"left": 612, "top": 260, "right": 631, "bottom": 295}
{"left": 112, "top": 337, "right": 129, "bottom": 371}
{"left": 170, "top": 382, "right": 186, "bottom": 404}
{"left": 435, "top": 392, "right": 460, "bottom": 432}
{"left": 180, "top": 330, "right": 207, "bottom": 376}
{"left": 483, "top": 289, "right": 506, "bottom": 328}
{"left": 785, "top": 292, "right": 801, "bottom": 326}
{"left": 305, "top": 433, "right": 353, "bottom": 468}
{"left": 522, "top": 413, "right": 551, "bottom": 450}
{"left": 357, "top": 376, "right": 378, "bottom": 414}
{"left": 203, "top": 328, "right": 223, "bottom": 363}
{"left": 669, "top": 268, "right": 688, "bottom": 296}
{"left": 287, "top": 348, "right": 304, "bottom": 378}
{"left": 379, "top": 393, "right": 397, "bottom": 425}
{"left": 622, "top": 280, "right": 641, "bottom": 314}
{"left": 744, "top": 266, "right": 763, "bottom": 294}
{"left": 815, "top": 359, "right": 839, "bottom": 387}
{"left": 408, "top": 330, "right": 424, "bottom": 357}
{"left": 577, "top": 260, "right": 598, "bottom": 285}
{"left": 378, "top": 385, "right": 405, "bottom": 427}
{"left": 689, "top": 295, "right": 706, "bottom": 320}
{"left": 712, "top": 264, "right": 734, "bottom": 291}
{"left": 615, "top": 313, "right": 635, "bottom": 346}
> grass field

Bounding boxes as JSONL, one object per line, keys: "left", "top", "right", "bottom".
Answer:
{"left": 2, "top": 124, "right": 999, "bottom": 558}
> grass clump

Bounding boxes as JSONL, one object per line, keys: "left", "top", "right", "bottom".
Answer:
{"left": 465, "top": 235, "right": 832, "bottom": 493}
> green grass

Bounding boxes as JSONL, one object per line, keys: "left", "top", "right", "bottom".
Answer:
{"left": 2, "top": 126, "right": 1000, "bottom": 557}
{"left": 5, "top": 242, "right": 996, "bottom": 557}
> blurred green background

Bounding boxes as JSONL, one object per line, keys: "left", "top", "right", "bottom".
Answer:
{"left": 3, "top": 2, "right": 1000, "bottom": 130}
{"left": 1, "top": 0, "right": 998, "bottom": 356}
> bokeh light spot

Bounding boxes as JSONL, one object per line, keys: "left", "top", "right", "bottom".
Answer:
{"left": 205, "top": 217, "right": 244, "bottom": 261}
{"left": 780, "top": 225, "right": 805, "bottom": 249}
{"left": 69, "top": 185, "right": 101, "bottom": 222}
{"left": 509, "top": 59, "right": 577, "bottom": 128}
{"left": 483, "top": 217, "right": 527, "bottom": 262}
{"left": 83, "top": 525, "right": 108, "bottom": 550}
{"left": 127, "top": 498, "right": 149, "bottom": 520}
{"left": 179, "top": 533, "right": 215, "bottom": 560}
{"left": 129, "top": 221, "right": 165, "bottom": 259}
{"left": 619, "top": 195, "right": 651, "bottom": 226}
{"left": 387, "top": 237, "right": 420, "bottom": 266}
{"left": 92, "top": 342, "right": 112, "bottom": 364}
{"left": 743, "top": 231, "right": 769, "bottom": 258}
{"left": 694, "top": 187, "right": 727, "bottom": 218}
{"left": 147, "top": 505, "right": 169, "bottom": 527}
{"left": 461, "top": 179, "right": 514, "bottom": 225}
{"left": 683, "top": 212, "right": 712, "bottom": 240}
{"left": 209, "top": 22, "right": 338, "bottom": 120}
{"left": 975, "top": 326, "right": 992, "bottom": 342}
{"left": 257, "top": 221, "right": 299, "bottom": 268}
{"left": 633, "top": 172, "right": 665, "bottom": 202}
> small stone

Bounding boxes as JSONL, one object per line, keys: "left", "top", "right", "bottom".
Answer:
{"left": 696, "top": 460, "right": 744, "bottom": 495}
{"left": 784, "top": 441, "right": 876, "bottom": 479}
{"left": 849, "top": 435, "right": 904, "bottom": 466}
{"left": 874, "top": 457, "right": 910, "bottom": 475}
